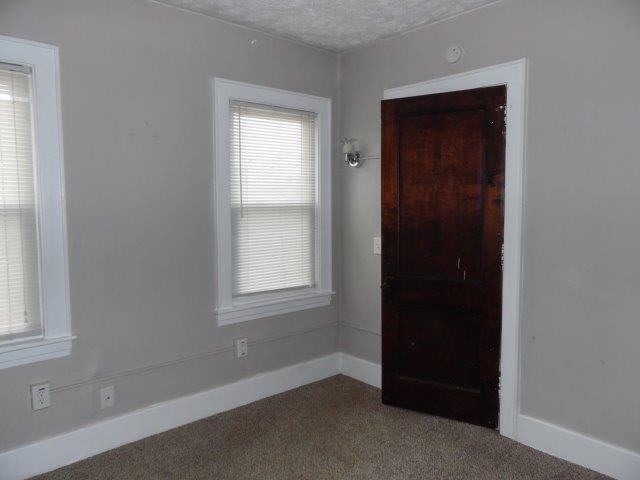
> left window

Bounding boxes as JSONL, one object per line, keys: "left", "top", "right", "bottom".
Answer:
{"left": 0, "top": 36, "right": 72, "bottom": 369}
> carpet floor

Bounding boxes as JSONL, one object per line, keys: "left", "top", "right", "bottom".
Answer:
{"left": 33, "top": 375, "right": 609, "bottom": 479}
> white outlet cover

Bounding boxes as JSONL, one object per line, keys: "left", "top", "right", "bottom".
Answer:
{"left": 235, "top": 338, "right": 248, "bottom": 358}
{"left": 31, "top": 382, "right": 50, "bottom": 411}
{"left": 100, "top": 385, "right": 115, "bottom": 409}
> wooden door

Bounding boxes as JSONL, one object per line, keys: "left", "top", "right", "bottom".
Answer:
{"left": 381, "top": 86, "right": 506, "bottom": 428}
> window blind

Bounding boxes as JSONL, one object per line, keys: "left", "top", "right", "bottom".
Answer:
{"left": 230, "top": 101, "right": 317, "bottom": 297}
{"left": 0, "top": 65, "right": 42, "bottom": 340}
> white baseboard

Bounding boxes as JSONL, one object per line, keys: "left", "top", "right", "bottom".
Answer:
{"left": 339, "top": 352, "right": 381, "bottom": 388}
{"left": 3, "top": 352, "right": 639, "bottom": 480}
{"left": 0, "top": 353, "right": 340, "bottom": 480}
{"left": 338, "top": 354, "right": 640, "bottom": 480}
{"left": 517, "top": 414, "right": 640, "bottom": 480}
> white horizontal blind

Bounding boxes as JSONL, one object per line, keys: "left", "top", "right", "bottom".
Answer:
{"left": 0, "top": 65, "right": 42, "bottom": 340}
{"left": 230, "top": 101, "right": 317, "bottom": 297}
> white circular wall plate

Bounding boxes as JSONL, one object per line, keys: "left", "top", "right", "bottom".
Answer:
{"left": 446, "top": 45, "right": 464, "bottom": 64}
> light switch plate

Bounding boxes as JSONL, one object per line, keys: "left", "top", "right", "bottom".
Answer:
{"left": 373, "top": 236, "right": 382, "bottom": 255}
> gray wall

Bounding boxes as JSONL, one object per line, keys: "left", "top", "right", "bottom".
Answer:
{"left": 339, "top": 0, "right": 640, "bottom": 453}
{"left": 2, "top": 0, "right": 639, "bottom": 460}
{"left": 0, "top": 0, "right": 340, "bottom": 451}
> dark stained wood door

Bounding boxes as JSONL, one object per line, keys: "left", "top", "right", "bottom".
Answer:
{"left": 381, "top": 86, "right": 506, "bottom": 428}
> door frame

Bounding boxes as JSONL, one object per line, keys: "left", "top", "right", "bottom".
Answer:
{"left": 383, "top": 58, "right": 527, "bottom": 439}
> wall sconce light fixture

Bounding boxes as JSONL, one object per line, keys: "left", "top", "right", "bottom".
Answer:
{"left": 342, "top": 138, "right": 362, "bottom": 168}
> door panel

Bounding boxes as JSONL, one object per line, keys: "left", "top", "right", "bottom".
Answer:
{"left": 381, "top": 86, "right": 506, "bottom": 428}
{"left": 397, "top": 307, "right": 481, "bottom": 389}
{"left": 398, "top": 110, "right": 485, "bottom": 281}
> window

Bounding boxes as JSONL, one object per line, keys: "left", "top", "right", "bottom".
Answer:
{"left": 0, "top": 36, "right": 71, "bottom": 369}
{"left": 230, "top": 102, "right": 317, "bottom": 296}
{"left": 214, "top": 79, "right": 332, "bottom": 325}
{"left": 0, "top": 64, "right": 41, "bottom": 340}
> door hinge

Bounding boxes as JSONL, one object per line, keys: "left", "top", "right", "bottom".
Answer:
{"left": 498, "top": 104, "right": 508, "bottom": 120}
{"left": 500, "top": 243, "right": 504, "bottom": 270}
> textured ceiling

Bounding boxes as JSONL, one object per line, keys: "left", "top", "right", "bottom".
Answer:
{"left": 156, "top": 0, "right": 501, "bottom": 52}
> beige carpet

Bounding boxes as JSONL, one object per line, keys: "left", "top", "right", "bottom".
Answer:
{"left": 33, "top": 375, "right": 609, "bottom": 480}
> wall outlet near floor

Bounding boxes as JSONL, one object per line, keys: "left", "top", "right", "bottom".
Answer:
{"left": 31, "top": 382, "right": 50, "bottom": 411}
{"left": 100, "top": 385, "right": 115, "bottom": 409}
{"left": 235, "top": 338, "right": 248, "bottom": 358}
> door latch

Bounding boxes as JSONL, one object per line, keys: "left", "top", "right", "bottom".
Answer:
{"left": 381, "top": 276, "right": 396, "bottom": 301}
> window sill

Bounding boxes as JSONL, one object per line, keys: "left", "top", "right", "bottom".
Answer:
{"left": 215, "top": 291, "right": 334, "bottom": 326}
{"left": 0, "top": 335, "right": 75, "bottom": 370}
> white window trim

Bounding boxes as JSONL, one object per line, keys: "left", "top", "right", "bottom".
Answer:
{"left": 0, "top": 36, "right": 73, "bottom": 369}
{"left": 213, "top": 78, "right": 332, "bottom": 326}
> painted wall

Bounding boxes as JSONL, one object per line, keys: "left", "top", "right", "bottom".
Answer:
{"left": 339, "top": 0, "right": 640, "bottom": 453}
{"left": 2, "top": 0, "right": 639, "bottom": 461}
{"left": 0, "top": 0, "right": 340, "bottom": 451}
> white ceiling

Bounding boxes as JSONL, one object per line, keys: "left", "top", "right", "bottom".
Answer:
{"left": 156, "top": 0, "right": 501, "bottom": 52}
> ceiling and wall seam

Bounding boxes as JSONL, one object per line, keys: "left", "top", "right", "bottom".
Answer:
{"left": 152, "top": 0, "right": 504, "bottom": 52}
{"left": 338, "top": 0, "right": 506, "bottom": 55}
{"left": 147, "top": 0, "right": 337, "bottom": 54}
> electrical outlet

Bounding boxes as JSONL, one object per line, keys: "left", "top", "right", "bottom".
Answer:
{"left": 100, "top": 385, "right": 115, "bottom": 409}
{"left": 31, "top": 382, "right": 50, "bottom": 411}
{"left": 234, "top": 338, "right": 248, "bottom": 358}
